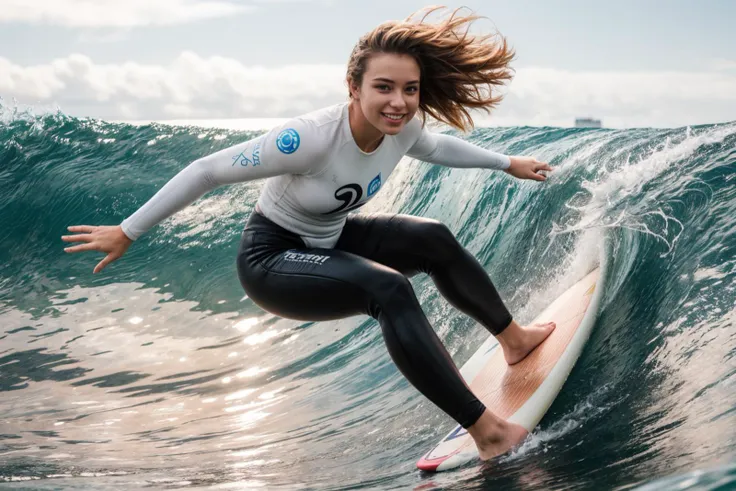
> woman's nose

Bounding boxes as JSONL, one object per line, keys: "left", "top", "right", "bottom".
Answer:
{"left": 390, "top": 92, "right": 407, "bottom": 110}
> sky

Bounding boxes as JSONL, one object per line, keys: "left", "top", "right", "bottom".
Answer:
{"left": 1, "top": 0, "right": 735, "bottom": 128}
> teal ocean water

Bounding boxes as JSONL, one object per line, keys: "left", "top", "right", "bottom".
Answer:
{"left": 1, "top": 103, "right": 735, "bottom": 490}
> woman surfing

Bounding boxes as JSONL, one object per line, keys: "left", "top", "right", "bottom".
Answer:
{"left": 62, "top": 7, "right": 555, "bottom": 461}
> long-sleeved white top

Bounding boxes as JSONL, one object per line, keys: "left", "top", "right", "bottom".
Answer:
{"left": 120, "top": 102, "right": 510, "bottom": 248}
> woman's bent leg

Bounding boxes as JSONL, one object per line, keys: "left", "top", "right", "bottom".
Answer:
{"left": 237, "top": 226, "right": 486, "bottom": 428}
{"left": 335, "top": 214, "right": 513, "bottom": 335}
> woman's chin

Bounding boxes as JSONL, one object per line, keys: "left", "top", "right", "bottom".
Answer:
{"left": 380, "top": 122, "right": 405, "bottom": 135}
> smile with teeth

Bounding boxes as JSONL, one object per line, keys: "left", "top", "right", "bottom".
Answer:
{"left": 382, "top": 113, "right": 405, "bottom": 121}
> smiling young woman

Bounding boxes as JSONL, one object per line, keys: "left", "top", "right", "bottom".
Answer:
{"left": 346, "top": 7, "right": 515, "bottom": 145}
{"left": 62, "top": 7, "right": 555, "bottom": 462}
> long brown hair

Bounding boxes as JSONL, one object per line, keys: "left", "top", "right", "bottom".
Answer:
{"left": 347, "top": 6, "right": 515, "bottom": 132}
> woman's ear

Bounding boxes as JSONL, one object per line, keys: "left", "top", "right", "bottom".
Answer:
{"left": 347, "top": 78, "right": 360, "bottom": 100}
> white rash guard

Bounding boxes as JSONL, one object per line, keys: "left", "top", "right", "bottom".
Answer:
{"left": 120, "top": 102, "right": 510, "bottom": 248}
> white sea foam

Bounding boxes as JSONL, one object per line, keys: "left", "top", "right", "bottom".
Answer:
{"left": 551, "top": 124, "right": 736, "bottom": 255}
{"left": 500, "top": 383, "right": 617, "bottom": 462}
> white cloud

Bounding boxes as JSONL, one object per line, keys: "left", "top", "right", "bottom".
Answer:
{"left": 0, "top": 0, "right": 254, "bottom": 27}
{"left": 485, "top": 66, "right": 736, "bottom": 128}
{"left": 707, "top": 58, "right": 736, "bottom": 72}
{"left": 0, "top": 52, "right": 348, "bottom": 119}
{"left": 1, "top": 52, "right": 735, "bottom": 127}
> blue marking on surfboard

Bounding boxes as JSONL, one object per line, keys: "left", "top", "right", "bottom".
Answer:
{"left": 443, "top": 425, "right": 468, "bottom": 442}
{"left": 484, "top": 343, "right": 499, "bottom": 355}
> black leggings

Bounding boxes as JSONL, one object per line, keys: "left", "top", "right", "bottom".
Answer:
{"left": 236, "top": 211, "right": 513, "bottom": 428}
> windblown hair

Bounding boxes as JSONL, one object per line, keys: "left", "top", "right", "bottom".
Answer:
{"left": 346, "top": 6, "right": 515, "bottom": 132}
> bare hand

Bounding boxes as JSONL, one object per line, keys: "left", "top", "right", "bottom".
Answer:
{"left": 61, "top": 225, "right": 133, "bottom": 273}
{"left": 505, "top": 156, "right": 553, "bottom": 181}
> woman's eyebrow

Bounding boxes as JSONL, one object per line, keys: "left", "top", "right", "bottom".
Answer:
{"left": 372, "top": 77, "right": 420, "bottom": 84}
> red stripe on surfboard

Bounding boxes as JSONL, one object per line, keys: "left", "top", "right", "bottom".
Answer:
{"left": 416, "top": 445, "right": 463, "bottom": 471}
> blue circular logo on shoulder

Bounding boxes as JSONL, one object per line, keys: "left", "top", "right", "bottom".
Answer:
{"left": 276, "top": 128, "right": 300, "bottom": 154}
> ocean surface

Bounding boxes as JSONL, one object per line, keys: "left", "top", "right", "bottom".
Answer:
{"left": 1, "top": 102, "right": 735, "bottom": 490}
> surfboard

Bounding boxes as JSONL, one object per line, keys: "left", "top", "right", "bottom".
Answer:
{"left": 416, "top": 268, "right": 602, "bottom": 472}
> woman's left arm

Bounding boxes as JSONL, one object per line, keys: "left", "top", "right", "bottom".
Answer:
{"left": 406, "top": 126, "right": 552, "bottom": 181}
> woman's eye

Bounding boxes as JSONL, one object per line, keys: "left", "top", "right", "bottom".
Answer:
{"left": 375, "top": 84, "right": 418, "bottom": 93}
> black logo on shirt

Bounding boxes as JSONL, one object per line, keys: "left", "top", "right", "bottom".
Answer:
{"left": 323, "top": 183, "right": 366, "bottom": 215}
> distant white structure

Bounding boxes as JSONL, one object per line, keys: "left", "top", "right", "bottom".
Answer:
{"left": 575, "top": 117, "right": 602, "bottom": 128}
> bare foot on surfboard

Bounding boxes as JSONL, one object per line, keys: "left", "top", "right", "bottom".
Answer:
{"left": 498, "top": 321, "right": 556, "bottom": 365}
{"left": 476, "top": 420, "right": 529, "bottom": 461}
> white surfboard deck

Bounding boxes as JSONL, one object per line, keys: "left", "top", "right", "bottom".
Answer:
{"left": 417, "top": 268, "right": 602, "bottom": 472}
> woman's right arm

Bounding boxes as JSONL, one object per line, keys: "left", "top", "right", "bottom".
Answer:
{"left": 121, "top": 120, "right": 320, "bottom": 240}
{"left": 62, "top": 120, "right": 321, "bottom": 273}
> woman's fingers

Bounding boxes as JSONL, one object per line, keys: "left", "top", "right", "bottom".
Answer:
{"left": 528, "top": 161, "right": 552, "bottom": 182}
{"left": 67, "top": 225, "right": 96, "bottom": 233}
{"left": 94, "top": 253, "right": 117, "bottom": 274}
{"left": 61, "top": 225, "right": 129, "bottom": 274}
{"left": 61, "top": 233, "right": 93, "bottom": 243}
{"left": 529, "top": 171, "right": 546, "bottom": 181}
{"left": 64, "top": 243, "right": 98, "bottom": 253}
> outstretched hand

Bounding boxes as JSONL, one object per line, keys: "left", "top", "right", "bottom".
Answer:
{"left": 505, "top": 156, "right": 553, "bottom": 181}
{"left": 61, "top": 225, "right": 133, "bottom": 273}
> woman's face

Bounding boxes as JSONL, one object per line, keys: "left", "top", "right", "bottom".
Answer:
{"left": 350, "top": 53, "right": 421, "bottom": 135}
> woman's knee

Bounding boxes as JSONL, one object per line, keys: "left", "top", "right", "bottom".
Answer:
{"left": 374, "top": 267, "right": 412, "bottom": 296}
{"left": 407, "top": 218, "right": 462, "bottom": 259}
{"left": 368, "top": 269, "right": 417, "bottom": 314}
